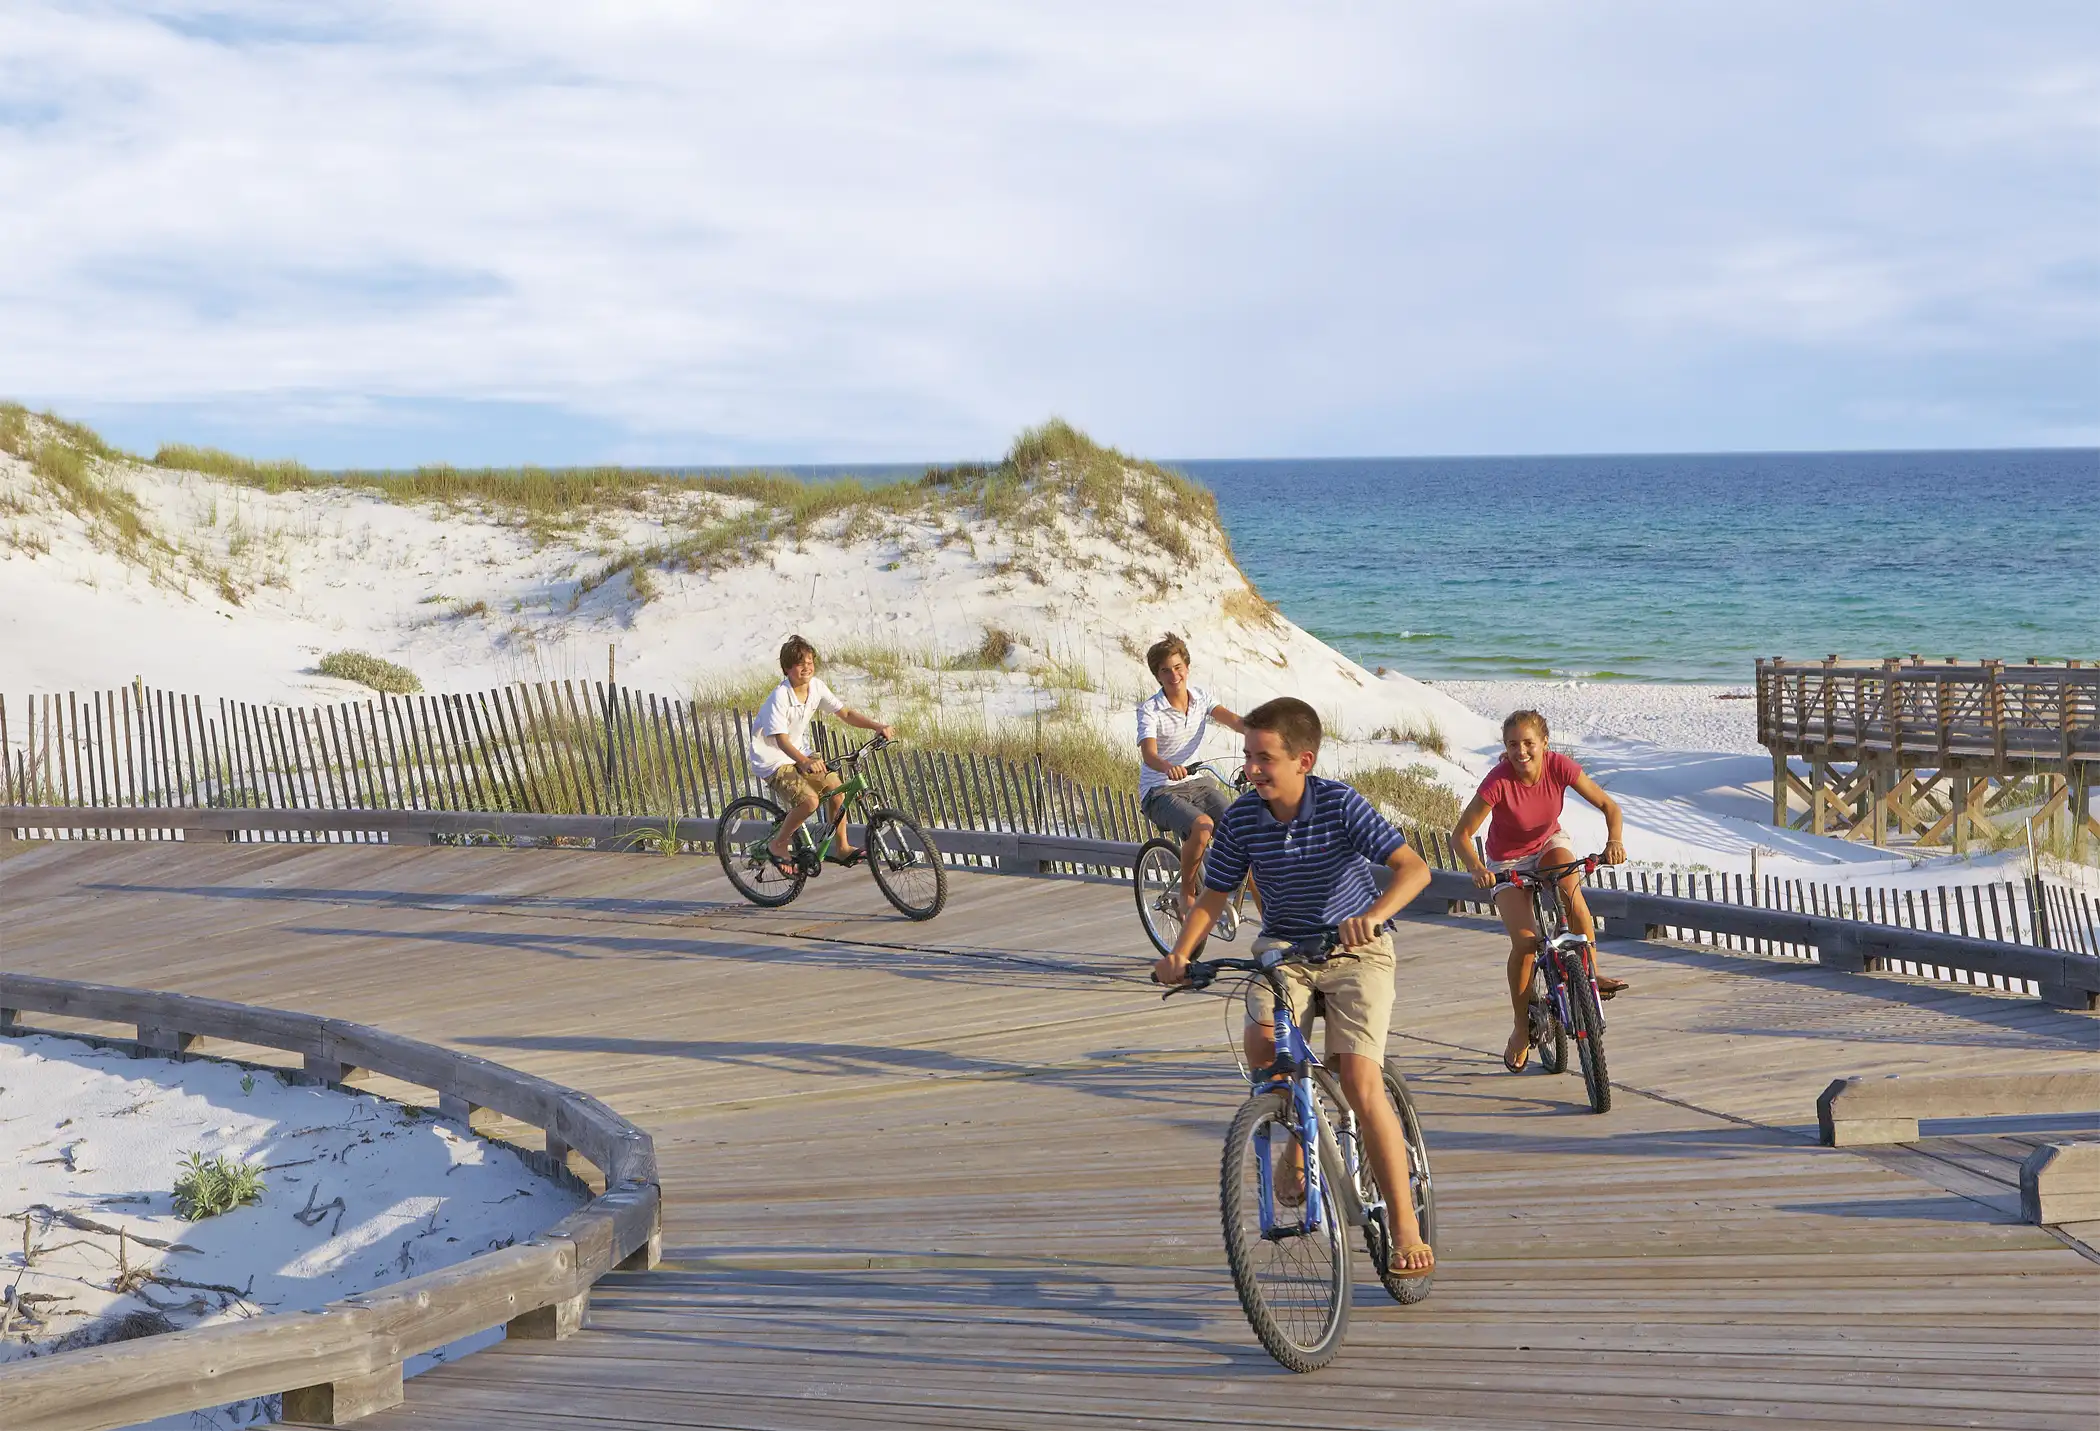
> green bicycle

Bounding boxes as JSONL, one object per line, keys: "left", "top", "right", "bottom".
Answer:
{"left": 715, "top": 734, "right": 949, "bottom": 921}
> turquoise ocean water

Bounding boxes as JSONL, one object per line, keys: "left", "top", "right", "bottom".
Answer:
{"left": 1178, "top": 450, "right": 2099, "bottom": 684}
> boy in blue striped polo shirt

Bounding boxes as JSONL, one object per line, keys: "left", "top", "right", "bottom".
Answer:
{"left": 1153, "top": 696, "right": 1436, "bottom": 1276}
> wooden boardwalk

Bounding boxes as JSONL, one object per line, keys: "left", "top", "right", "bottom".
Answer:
{"left": 3, "top": 839, "right": 2097, "bottom": 1430}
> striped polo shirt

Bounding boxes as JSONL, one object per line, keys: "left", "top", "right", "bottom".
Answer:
{"left": 1202, "top": 774, "right": 1408, "bottom": 941}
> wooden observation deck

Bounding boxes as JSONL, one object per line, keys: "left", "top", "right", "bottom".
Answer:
{"left": 1758, "top": 657, "right": 2100, "bottom": 851}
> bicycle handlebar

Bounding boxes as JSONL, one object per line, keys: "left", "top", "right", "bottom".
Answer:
{"left": 1154, "top": 920, "right": 1393, "bottom": 997}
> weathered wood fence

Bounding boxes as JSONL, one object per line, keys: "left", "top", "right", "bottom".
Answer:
{"left": 0, "top": 975, "right": 660, "bottom": 1431}
{"left": 0, "top": 682, "right": 1154, "bottom": 844}
{"left": 4, "top": 680, "right": 2096, "bottom": 973}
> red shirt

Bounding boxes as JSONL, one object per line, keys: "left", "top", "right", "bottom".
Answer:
{"left": 1476, "top": 751, "right": 1584, "bottom": 862}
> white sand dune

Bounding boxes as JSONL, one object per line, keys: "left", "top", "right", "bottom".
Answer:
{"left": 0, "top": 420, "right": 2009, "bottom": 879}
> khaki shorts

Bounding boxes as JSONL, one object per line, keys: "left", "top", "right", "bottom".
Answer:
{"left": 768, "top": 764, "right": 843, "bottom": 809}
{"left": 1243, "top": 930, "right": 1397, "bottom": 1062}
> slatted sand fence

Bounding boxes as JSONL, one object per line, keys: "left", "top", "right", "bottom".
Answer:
{"left": 1, "top": 837, "right": 2094, "bottom": 1430}
{"left": 7, "top": 680, "right": 2098, "bottom": 993}
{"left": 0, "top": 682, "right": 1155, "bottom": 862}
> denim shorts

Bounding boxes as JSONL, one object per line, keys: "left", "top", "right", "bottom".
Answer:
{"left": 1142, "top": 775, "right": 1233, "bottom": 839}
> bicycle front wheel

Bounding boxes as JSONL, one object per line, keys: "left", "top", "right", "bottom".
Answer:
{"left": 1220, "top": 1089, "right": 1351, "bottom": 1372}
{"left": 1567, "top": 956, "right": 1613, "bottom": 1114}
{"left": 866, "top": 809, "right": 947, "bottom": 920}
{"left": 1134, "top": 837, "right": 1185, "bottom": 956}
{"left": 1364, "top": 1060, "right": 1437, "bottom": 1305}
{"left": 715, "top": 796, "right": 806, "bottom": 908}
{"left": 1529, "top": 961, "right": 1567, "bottom": 1075}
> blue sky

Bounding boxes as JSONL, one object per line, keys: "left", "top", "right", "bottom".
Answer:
{"left": 1, "top": 2, "right": 2094, "bottom": 466}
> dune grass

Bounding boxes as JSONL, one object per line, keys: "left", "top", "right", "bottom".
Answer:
{"left": 2, "top": 403, "right": 156, "bottom": 554}
{"left": 1350, "top": 763, "right": 1462, "bottom": 833}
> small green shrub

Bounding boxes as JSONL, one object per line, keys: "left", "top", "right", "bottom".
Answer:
{"left": 172, "top": 1150, "right": 266, "bottom": 1221}
{"left": 316, "top": 649, "right": 423, "bottom": 694}
{"left": 950, "top": 627, "right": 1014, "bottom": 669}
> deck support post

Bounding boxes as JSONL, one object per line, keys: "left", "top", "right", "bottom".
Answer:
{"left": 507, "top": 1290, "right": 589, "bottom": 1340}
{"left": 280, "top": 1363, "right": 404, "bottom": 1425}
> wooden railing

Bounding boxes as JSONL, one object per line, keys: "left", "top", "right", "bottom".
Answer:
{"left": 1757, "top": 657, "right": 2100, "bottom": 766}
{"left": 0, "top": 977, "right": 660, "bottom": 1431}
{"left": 5, "top": 805, "right": 2095, "bottom": 1012}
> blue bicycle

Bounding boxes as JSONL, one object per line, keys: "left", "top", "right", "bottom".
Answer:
{"left": 1163, "top": 927, "right": 1437, "bottom": 1371}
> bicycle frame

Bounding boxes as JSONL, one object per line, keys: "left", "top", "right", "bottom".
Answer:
{"left": 770, "top": 742, "right": 885, "bottom": 862}
{"left": 1511, "top": 860, "right": 1603, "bottom": 1038}
{"left": 1247, "top": 968, "right": 1377, "bottom": 1244}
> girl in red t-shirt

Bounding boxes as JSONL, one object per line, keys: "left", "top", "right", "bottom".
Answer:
{"left": 1452, "top": 710, "right": 1628, "bottom": 1073}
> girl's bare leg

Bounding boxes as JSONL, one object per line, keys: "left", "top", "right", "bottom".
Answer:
{"left": 1494, "top": 886, "right": 1539, "bottom": 1069}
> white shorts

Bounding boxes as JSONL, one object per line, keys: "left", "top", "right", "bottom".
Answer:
{"left": 1489, "top": 841, "right": 1577, "bottom": 876}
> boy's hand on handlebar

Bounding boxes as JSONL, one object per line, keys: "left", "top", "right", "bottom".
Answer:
{"left": 1602, "top": 839, "right": 1625, "bottom": 865}
{"left": 1151, "top": 952, "right": 1189, "bottom": 987}
{"left": 1337, "top": 912, "right": 1381, "bottom": 949}
{"left": 1470, "top": 866, "right": 1496, "bottom": 890}
{"left": 1166, "top": 763, "right": 1189, "bottom": 782}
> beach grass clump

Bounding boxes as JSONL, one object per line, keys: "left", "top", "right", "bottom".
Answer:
{"left": 172, "top": 1150, "right": 266, "bottom": 1221}
{"left": 316, "top": 649, "right": 423, "bottom": 694}
{"left": 1370, "top": 720, "right": 1450, "bottom": 759}
{"left": 1350, "top": 763, "right": 1462, "bottom": 833}
{"left": 7, "top": 411, "right": 156, "bottom": 554}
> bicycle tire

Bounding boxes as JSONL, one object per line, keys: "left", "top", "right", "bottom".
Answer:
{"left": 1529, "top": 961, "right": 1567, "bottom": 1075}
{"left": 1134, "top": 837, "right": 1186, "bottom": 956}
{"left": 715, "top": 796, "right": 806, "bottom": 908}
{"left": 1566, "top": 954, "right": 1613, "bottom": 1114}
{"left": 866, "top": 808, "right": 947, "bottom": 921}
{"left": 1364, "top": 1060, "right": 1437, "bottom": 1305}
{"left": 1220, "top": 1089, "right": 1351, "bottom": 1372}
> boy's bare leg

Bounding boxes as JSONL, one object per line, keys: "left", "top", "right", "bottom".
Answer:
{"left": 1558, "top": 873, "right": 1628, "bottom": 995}
{"left": 1179, "top": 816, "right": 1215, "bottom": 913}
{"left": 1333, "top": 1050, "right": 1431, "bottom": 1270}
{"left": 1242, "top": 1021, "right": 1308, "bottom": 1200}
{"left": 1495, "top": 886, "right": 1539, "bottom": 1069}
{"left": 767, "top": 795, "right": 821, "bottom": 860}
{"left": 825, "top": 788, "right": 858, "bottom": 859}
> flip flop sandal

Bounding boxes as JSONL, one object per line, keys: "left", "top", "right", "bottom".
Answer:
{"left": 1596, "top": 976, "right": 1630, "bottom": 1000}
{"left": 824, "top": 849, "right": 867, "bottom": 868}
{"left": 1387, "top": 1248, "right": 1436, "bottom": 1278}
{"left": 1503, "top": 1043, "right": 1530, "bottom": 1074}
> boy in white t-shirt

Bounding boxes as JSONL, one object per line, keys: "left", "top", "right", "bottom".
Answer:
{"left": 1136, "top": 634, "right": 1246, "bottom": 913}
{"left": 749, "top": 635, "right": 894, "bottom": 868}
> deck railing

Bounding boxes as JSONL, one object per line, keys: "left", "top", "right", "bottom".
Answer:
{"left": 1756, "top": 657, "right": 2100, "bottom": 765}
{"left": 5, "top": 681, "right": 2096, "bottom": 1003}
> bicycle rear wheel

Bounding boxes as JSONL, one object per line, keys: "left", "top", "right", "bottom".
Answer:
{"left": 1566, "top": 954, "right": 1613, "bottom": 1114}
{"left": 1134, "top": 837, "right": 1185, "bottom": 956}
{"left": 1529, "top": 961, "right": 1566, "bottom": 1075}
{"left": 866, "top": 809, "right": 947, "bottom": 920}
{"left": 1220, "top": 1089, "right": 1351, "bottom": 1372}
{"left": 715, "top": 796, "right": 806, "bottom": 908}
{"left": 1363, "top": 1060, "right": 1437, "bottom": 1305}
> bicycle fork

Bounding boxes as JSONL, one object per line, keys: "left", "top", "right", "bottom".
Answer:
{"left": 1255, "top": 1006, "right": 1329, "bottom": 1240}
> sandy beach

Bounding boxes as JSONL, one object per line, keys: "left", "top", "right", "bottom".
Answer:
{"left": 1430, "top": 679, "right": 1761, "bottom": 756}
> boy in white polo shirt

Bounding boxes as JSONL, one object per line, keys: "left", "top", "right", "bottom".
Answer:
{"left": 749, "top": 635, "right": 894, "bottom": 869}
{"left": 1137, "top": 634, "right": 1247, "bottom": 915}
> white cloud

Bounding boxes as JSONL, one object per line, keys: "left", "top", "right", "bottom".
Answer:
{"left": 0, "top": 1, "right": 2093, "bottom": 460}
